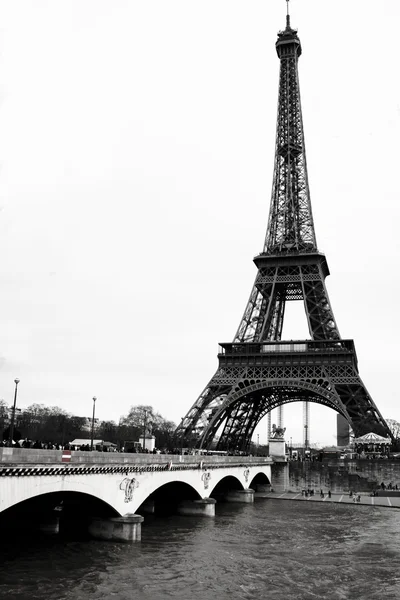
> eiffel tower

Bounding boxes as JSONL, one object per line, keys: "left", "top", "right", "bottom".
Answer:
{"left": 176, "top": 5, "right": 392, "bottom": 452}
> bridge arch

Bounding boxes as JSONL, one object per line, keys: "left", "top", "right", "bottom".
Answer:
{"left": 0, "top": 487, "right": 120, "bottom": 517}
{"left": 209, "top": 474, "right": 244, "bottom": 499}
{"left": 249, "top": 472, "right": 270, "bottom": 489}
{"left": 0, "top": 489, "right": 120, "bottom": 537}
{"left": 139, "top": 481, "right": 202, "bottom": 515}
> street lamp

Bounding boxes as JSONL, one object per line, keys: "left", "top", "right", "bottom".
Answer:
{"left": 90, "top": 396, "right": 97, "bottom": 451}
{"left": 9, "top": 378, "right": 20, "bottom": 448}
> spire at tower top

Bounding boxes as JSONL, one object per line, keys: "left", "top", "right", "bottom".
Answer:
{"left": 286, "top": 0, "right": 291, "bottom": 30}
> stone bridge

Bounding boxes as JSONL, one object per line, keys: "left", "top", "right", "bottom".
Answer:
{"left": 0, "top": 449, "right": 274, "bottom": 541}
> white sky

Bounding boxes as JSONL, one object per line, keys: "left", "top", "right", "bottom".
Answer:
{"left": 0, "top": 0, "right": 399, "bottom": 447}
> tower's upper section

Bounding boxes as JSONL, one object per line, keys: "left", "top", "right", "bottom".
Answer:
{"left": 276, "top": 14, "right": 302, "bottom": 58}
{"left": 263, "top": 10, "right": 317, "bottom": 255}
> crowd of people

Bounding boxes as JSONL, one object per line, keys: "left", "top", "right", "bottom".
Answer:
{"left": 301, "top": 489, "right": 333, "bottom": 499}
{"left": 0, "top": 439, "right": 194, "bottom": 454}
{"left": 0, "top": 439, "right": 63, "bottom": 449}
{"left": 0, "top": 440, "right": 256, "bottom": 456}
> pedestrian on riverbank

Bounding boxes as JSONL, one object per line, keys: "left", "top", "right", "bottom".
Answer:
{"left": 328, "top": 490, "right": 331, "bottom": 498}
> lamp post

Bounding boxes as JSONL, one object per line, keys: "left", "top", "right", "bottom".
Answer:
{"left": 142, "top": 409, "right": 147, "bottom": 452}
{"left": 8, "top": 379, "right": 20, "bottom": 448}
{"left": 90, "top": 396, "right": 97, "bottom": 451}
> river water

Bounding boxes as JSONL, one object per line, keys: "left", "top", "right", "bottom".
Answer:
{"left": 0, "top": 499, "right": 399, "bottom": 600}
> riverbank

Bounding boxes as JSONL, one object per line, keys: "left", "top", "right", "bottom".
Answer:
{"left": 287, "top": 458, "right": 400, "bottom": 494}
{"left": 256, "top": 491, "right": 400, "bottom": 509}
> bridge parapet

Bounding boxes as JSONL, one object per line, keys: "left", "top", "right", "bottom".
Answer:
{"left": 0, "top": 448, "right": 272, "bottom": 468}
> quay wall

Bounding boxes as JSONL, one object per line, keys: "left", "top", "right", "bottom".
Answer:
{"left": 288, "top": 459, "right": 400, "bottom": 493}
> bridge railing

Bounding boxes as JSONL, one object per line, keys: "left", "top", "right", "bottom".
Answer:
{"left": 0, "top": 448, "right": 272, "bottom": 466}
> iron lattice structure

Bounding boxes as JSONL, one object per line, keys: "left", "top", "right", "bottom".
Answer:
{"left": 175, "top": 13, "right": 392, "bottom": 452}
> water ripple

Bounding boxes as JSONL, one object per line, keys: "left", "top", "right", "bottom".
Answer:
{"left": 1, "top": 500, "right": 400, "bottom": 599}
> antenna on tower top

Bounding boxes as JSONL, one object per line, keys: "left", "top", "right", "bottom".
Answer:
{"left": 286, "top": 0, "right": 291, "bottom": 29}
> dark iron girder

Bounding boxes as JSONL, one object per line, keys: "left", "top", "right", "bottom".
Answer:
{"left": 177, "top": 341, "right": 392, "bottom": 452}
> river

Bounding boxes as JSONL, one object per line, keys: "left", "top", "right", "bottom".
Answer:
{"left": 0, "top": 499, "right": 399, "bottom": 600}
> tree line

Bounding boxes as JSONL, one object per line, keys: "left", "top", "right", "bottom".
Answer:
{"left": 1, "top": 398, "right": 399, "bottom": 450}
{"left": 0, "top": 401, "right": 176, "bottom": 450}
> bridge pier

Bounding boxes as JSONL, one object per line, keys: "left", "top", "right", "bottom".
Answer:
{"left": 271, "top": 462, "right": 289, "bottom": 492}
{"left": 88, "top": 513, "right": 144, "bottom": 542}
{"left": 225, "top": 488, "right": 255, "bottom": 503}
{"left": 177, "top": 497, "right": 216, "bottom": 517}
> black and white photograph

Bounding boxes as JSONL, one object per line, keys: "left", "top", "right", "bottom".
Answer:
{"left": 0, "top": 1, "right": 399, "bottom": 599}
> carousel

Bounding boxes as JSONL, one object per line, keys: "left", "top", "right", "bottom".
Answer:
{"left": 354, "top": 432, "right": 392, "bottom": 457}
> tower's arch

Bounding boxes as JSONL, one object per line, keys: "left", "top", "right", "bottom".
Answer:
{"left": 199, "top": 379, "right": 347, "bottom": 451}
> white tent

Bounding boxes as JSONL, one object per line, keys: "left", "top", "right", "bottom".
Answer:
{"left": 70, "top": 439, "right": 104, "bottom": 446}
{"left": 69, "top": 439, "right": 117, "bottom": 448}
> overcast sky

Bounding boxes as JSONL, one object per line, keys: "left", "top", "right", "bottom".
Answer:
{"left": 0, "top": 1, "right": 399, "bottom": 447}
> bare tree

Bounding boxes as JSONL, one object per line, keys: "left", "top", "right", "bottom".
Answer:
{"left": 386, "top": 419, "right": 400, "bottom": 440}
{"left": 120, "top": 405, "right": 176, "bottom": 449}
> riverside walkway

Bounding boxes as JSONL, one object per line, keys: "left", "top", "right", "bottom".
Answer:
{"left": 257, "top": 491, "right": 400, "bottom": 509}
